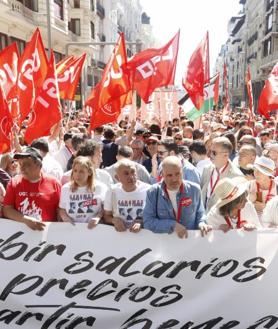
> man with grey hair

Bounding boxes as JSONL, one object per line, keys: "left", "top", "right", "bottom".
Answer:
{"left": 143, "top": 156, "right": 210, "bottom": 238}
{"left": 104, "top": 145, "right": 151, "bottom": 184}
{"left": 103, "top": 159, "right": 149, "bottom": 232}
{"left": 130, "top": 139, "right": 148, "bottom": 164}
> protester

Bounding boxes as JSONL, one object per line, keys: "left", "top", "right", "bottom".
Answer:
{"left": 3, "top": 147, "right": 61, "bottom": 230}
{"left": 201, "top": 136, "right": 243, "bottom": 212}
{"left": 189, "top": 141, "right": 211, "bottom": 176}
{"left": 207, "top": 177, "right": 260, "bottom": 231}
{"left": 103, "top": 159, "right": 149, "bottom": 232}
{"left": 143, "top": 156, "right": 211, "bottom": 238}
{"left": 54, "top": 132, "right": 73, "bottom": 172}
{"left": 249, "top": 156, "right": 277, "bottom": 218}
{"left": 59, "top": 156, "right": 107, "bottom": 228}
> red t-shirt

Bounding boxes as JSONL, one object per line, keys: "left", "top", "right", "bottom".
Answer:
{"left": 3, "top": 174, "right": 61, "bottom": 222}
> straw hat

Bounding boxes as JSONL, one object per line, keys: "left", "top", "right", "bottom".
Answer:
{"left": 215, "top": 177, "right": 248, "bottom": 208}
{"left": 253, "top": 156, "right": 275, "bottom": 177}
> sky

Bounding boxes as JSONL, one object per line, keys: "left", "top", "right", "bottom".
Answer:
{"left": 140, "top": 0, "right": 243, "bottom": 85}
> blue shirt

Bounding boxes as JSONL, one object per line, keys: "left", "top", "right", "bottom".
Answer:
{"left": 143, "top": 180, "right": 207, "bottom": 234}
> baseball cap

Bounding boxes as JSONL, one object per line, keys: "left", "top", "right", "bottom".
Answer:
{"left": 14, "top": 147, "right": 43, "bottom": 162}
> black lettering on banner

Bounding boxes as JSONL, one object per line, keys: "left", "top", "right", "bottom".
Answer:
{"left": 15, "top": 312, "right": 44, "bottom": 325}
{"left": 195, "top": 258, "right": 219, "bottom": 279}
{"left": 150, "top": 285, "right": 182, "bottom": 307}
{"left": 0, "top": 232, "right": 28, "bottom": 260}
{"left": 96, "top": 256, "right": 126, "bottom": 274}
{"left": 119, "top": 248, "right": 152, "bottom": 277}
{"left": 211, "top": 260, "right": 239, "bottom": 278}
{"left": 64, "top": 251, "right": 94, "bottom": 274}
{"left": 33, "top": 243, "right": 66, "bottom": 262}
{"left": 246, "top": 315, "right": 278, "bottom": 328}
{"left": 121, "top": 308, "right": 152, "bottom": 329}
{"left": 219, "top": 321, "right": 240, "bottom": 328}
{"left": 87, "top": 279, "right": 118, "bottom": 300}
{"left": 23, "top": 241, "right": 47, "bottom": 262}
{"left": 129, "top": 286, "right": 156, "bottom": 303}
{"left": 0, "top": 273, "right": 43, "bottom": 301}
{"left": 65, "top": 280, "right": 92, "bottom": 298}
{"left": 166, "top": 260, "right": 201, "bottom": 278}
{"left": 0, "top": 309, "right": 21, "bottom": 324}
{"left": 233, "top": 257, "right": 267, "bottom": 283}
{"left": 114, "top": 283, "right": 136, "bottom": 302}
{"left": 36, "top": 278, "right": 68, "bottom": 297}
{"left": 157, "top": 319, "right": 179, "bottom": 328}
{"left": 143, "top": 261, "right": 175, "bottom": 278}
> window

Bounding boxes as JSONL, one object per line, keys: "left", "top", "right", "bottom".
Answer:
{"left": 54, "top": 0, "right": 64, "bottom": 20}
{"left": 90, "top": 0, "right": 94, "bottom": 11}
{"left": 69, "top": 18, "right": 81, "bottom": 35}
{"left": 54, "top": 51, "right": 63, "bottom": 63}
{"left": 0, "top": 33, "right": 8, "bottom": 51}
{"left": 10, "top": 37, "right": 26, "bottom": 54}
{"left": 90, "top": 22, "right": 95, "bottom": 39}
{"left": 73, "top": 0, "right": 80, "bottom": 8}
{"left": 266, "top": 13, "right": 273, "bottom": 32}
{"left": 263, "top": 37, "right": 272, "bottom": 56}
{"left": 18, "top": 0, "right": 38, "bottom": 11}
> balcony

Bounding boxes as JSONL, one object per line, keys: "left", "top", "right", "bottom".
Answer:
{"left": 96, "top": 1, "right": 105, "bottom": 19}
{"left": 9, "top": 0, "right": 39, "bottom": 22}
{"left": 260, "top": 52, "right": 278, "bottom": 70}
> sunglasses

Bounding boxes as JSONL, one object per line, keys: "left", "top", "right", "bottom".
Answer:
{"left": 174, "top": 137, "right": 183, "bottom": 141}
{"left": 147, "top": 141, "right": 157, "bottom": 145}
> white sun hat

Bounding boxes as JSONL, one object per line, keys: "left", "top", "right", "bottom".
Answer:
{"left": 253, "top": 156, "right": 275, "bottom": 177}
{"left": 215, "top": 177, "right": 249, "bottom": 208}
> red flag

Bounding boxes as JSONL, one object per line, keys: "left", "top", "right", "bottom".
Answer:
{"left": 15, "top": 28, "right": 48, "bottom": 124}
{"left": 86, "top": 33, "right": 131, "bottom": 129}
{"left": 213, "top": 72, "right": 220, "bottom": 107}
{"left": 0, "top": 86, "right": 13, "bottom": 153}
{"left": 0, "top": 43, "right": 19, "bottom": 99}
{"left": 57, "top": 53, "right": 86, "bottom": 100}
{"left": 223, "top": 62, "right": 230, "bottom": 112}
{"left": 56, "top": 55, "right": 75, "bottom": 74}
{"left": 258, "top": 62, "right": 278, "bottom": 118}
{"left": 24, "top": 51, "right": 62, "bottom": 144}
{"left": 183, "top": 31, "right": 210, "bottom": 110}
{"left": 124, "top": 31, "right": 179, "bottom": 104}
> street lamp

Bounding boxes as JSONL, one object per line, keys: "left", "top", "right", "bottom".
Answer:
{"left": 46, "top": 0, "right": 52, "bottom": 57}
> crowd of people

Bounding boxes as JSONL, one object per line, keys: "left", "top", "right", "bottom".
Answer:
{"left": 1, "top": 106, "right": 278, "bottom": 237}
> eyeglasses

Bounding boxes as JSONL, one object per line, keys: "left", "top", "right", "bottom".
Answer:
{"left": 158, "top": 150, "right": 168, "bottom": 156}
{"left": 174, "top": 137, "right": 183, "bottom": 141}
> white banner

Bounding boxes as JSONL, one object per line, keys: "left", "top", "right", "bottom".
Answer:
{"left": 0, "top": 219, "right": 278, "bottom": 328}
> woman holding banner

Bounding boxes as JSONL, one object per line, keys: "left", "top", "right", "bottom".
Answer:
{"left": 207, "top": 177, "right": 260, "bottom": 232}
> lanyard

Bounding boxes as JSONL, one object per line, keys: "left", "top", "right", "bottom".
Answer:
{"left": 164, "top": 184, "right": 185, "bottom": 223}
{"left": 224, "top": 210, "right": 246, "bottom": 228}
{"left": 209, "top": 162, "right": 229, "bottom": 196}
{"left": 256, "top": 180, "right": 274, "bottom": 203}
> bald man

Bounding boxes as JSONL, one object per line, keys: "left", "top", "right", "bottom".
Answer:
{"left": 143, "top": 156, "right": 210, "bottom": 238}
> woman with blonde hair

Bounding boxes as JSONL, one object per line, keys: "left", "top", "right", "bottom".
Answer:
{"left": 59, "top": 156, "right": 107, "bottom": 228}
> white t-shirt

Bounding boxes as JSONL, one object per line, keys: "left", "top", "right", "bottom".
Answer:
{"left": 59, "top": 181, "right": 107, "bottom": 223}
{"left": 167, "top": 189, "right": 178, "bottom": 213}
{"left": 104, "top": 181, "right": 149, "bottom": 228}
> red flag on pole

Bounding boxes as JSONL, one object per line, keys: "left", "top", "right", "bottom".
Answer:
{"left": 15, "top": 28, "right": 48, "bottom": 124}
{"left": 56, "top": 55, "right": 75, "bottom": 74}
{"left": 86, "top": 33, "right": 131, "bottom": 129}
{"left": 0, "top": 43, "right": 19, "bottom": 99}
{"left": 124, "top": 31, "right": 180, "bottom": 104}
{"left": 246, "top": 66, "right": 254, "bottom": 118}
{"left": 183, "top": 31, "right": 210, "bottom": 110}
{"left": 24, "top": 51, "right": 62, "bottom": 144}
{"left": 213, "top": 72, "right": 220, "bottom": 107}
{"left": 0, "top": 86, "right": 13, "bottom": 153}
{"left": 57, "top": 53, "right": 86, "bottom": 100}
{"left": 258, "top": 62, "right": 278, "bottom": 118}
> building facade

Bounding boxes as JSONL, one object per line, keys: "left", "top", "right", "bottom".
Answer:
{"left": 215, "top": 0, "right": 278, "bottom": 111}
